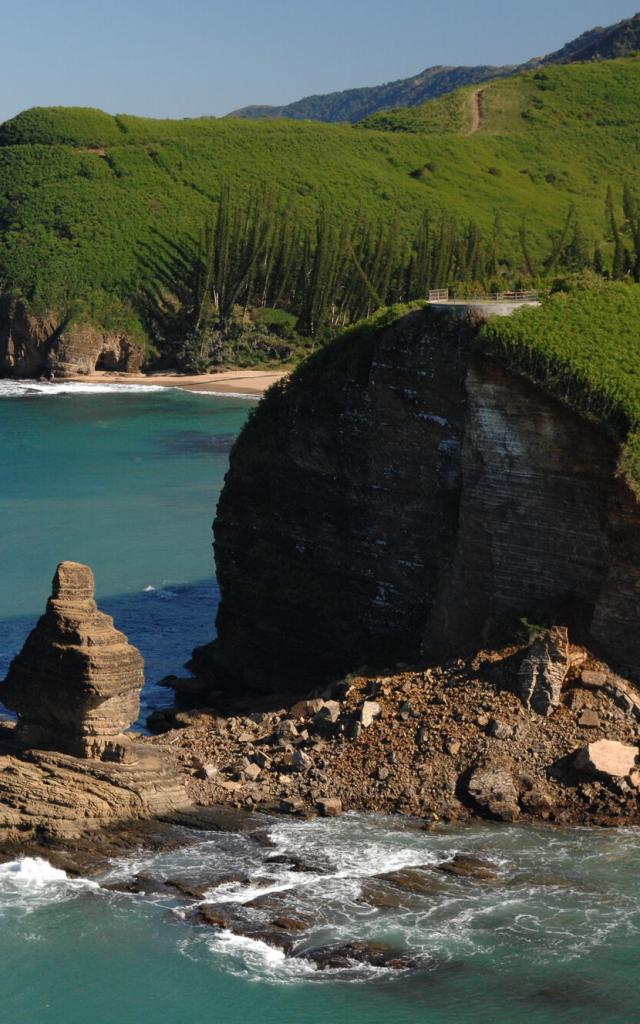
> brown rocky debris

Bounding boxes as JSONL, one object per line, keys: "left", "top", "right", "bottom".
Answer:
{"left": 467, "top": 764, "right": 520, "bottom": 821}
{"left": 574, "top": 739, "right": 639, "bottom": 781}
{"left": 517, "top": 627, "right": 569, "bottom": 716}
{"left": 2, "top": 562, "right": 144, "bottom": 760}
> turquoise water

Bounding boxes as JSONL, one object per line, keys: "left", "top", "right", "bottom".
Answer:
{"left": 1, "top": 381, "right": 640, "bottom": 1024}
{"left": 0, "top": 379, "right": 254, "bottom": 717}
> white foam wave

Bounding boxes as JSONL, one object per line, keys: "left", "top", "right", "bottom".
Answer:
{"left": 0, "top": 379, "right": 166, "bottom": 398}
{"left": 183, "top": 389, "right": 260, "bottom": 400}
{"left": 0, "top": 857, "right": 98, "bottom": 914}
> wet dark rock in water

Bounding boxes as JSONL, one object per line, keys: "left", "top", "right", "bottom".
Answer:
{"left": 436, "top": 853, "right": 499, "bottom": 880}
{"left": 357, "top": 880, "right": 416, "bottom": 910}
{"left": 102, "top": 873, "right": 171, "bottom": 896}
{"left": 376, "top": 867, "right": 449, "bottom": 896}
{"left": 271, "top": 915, "right": 310, "bottom": 933}
{"left": 299, "top": 941, "right": 424, "bottom": 971}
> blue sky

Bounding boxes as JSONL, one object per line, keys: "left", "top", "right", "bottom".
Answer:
{"left": 0, "top": 0, "right": 638, "bottom": 122}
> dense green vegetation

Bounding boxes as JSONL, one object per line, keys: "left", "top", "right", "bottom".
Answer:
{"left": 229, "top": 12, "right": 640, "bottom": 124}
{"left": 478, "top": 281, "right": 640, "bottom": 493}
{"left": 2, "top": 56, "right": 640, "bottom": 367}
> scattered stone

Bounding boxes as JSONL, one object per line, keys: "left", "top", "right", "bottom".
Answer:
{"left": 445, "top": 738, "right": 461, "bottom": 755}
{"left": 520, "top": 785, "right": 554, "bottom": 818}
{"left": 243, "top": 763, "right": 261, "bottom": 782}
{"left": 291, "top": 750, "right": 312, "bottom": 772}
{"left": 219, "top": 780, "right": 242, "bottom": 793}
{"left": 196, "top": 763, "right": 219, "bottom": 780}
{"left": 346, "top": 719, "right": 362, "bottom": 741}
{"left": 488, "top": 719, "right": 515, "bottom": 741}
{"left": 574, "top": 740, "right": 639, "bottom": 781}
{"left": 476, "top": 713, "right": 490, "bottom": 728}
{"left": 416, "top": 725, "right": 429, "bottom": 747}
{"left": 316, "top": 797, "right": 342, "bottom": 817}
{"left": 275, "top": 720, "right": 299, "bottom": 741}
{"left": 467, "top": 765, "right": 520, "bottom": 822}
{"left": 578, "top": 709, "right": 600, "bottom": 729}
{"left": 314, "top": 701, "right": 341, "bottom": 725}
{"left": 359, "top": 702, "right": 381, "bottom": 728}
{"left": 517, "top": 627, "right": 568, "bottom": 716}
{"left": 290, "top": 699, "right": 325, "bottom": 719}
{"left": 581, "top": 670, "right": 608, "bottom": 688}
{"left": 279, "top": 797, "right": 305, "bottom": 815}
{"left": 377, "top": 766, "right": 390, "bottom": 781}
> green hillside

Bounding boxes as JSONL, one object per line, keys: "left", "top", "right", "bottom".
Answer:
{"left": 1, "top": 57, "right": 640, "bottom": 365}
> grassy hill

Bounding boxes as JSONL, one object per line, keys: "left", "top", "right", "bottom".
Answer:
{"left": 228, "top": 12, "right": 640, "bottom": 124}
{"left": 1, "top": 57, "right": 640, "bottom": 364}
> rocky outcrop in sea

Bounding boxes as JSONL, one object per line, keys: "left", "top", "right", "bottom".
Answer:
{"left": 0, "top": 562, "right": 188, "bottom": 850}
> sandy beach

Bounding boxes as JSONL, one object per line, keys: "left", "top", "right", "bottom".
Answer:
{"left": 67, "top": 368, "right": 289, "bottom": 396}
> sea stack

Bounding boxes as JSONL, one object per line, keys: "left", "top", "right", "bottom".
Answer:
{"left": 2, "top": 561, "right": 144, "bottom": 760}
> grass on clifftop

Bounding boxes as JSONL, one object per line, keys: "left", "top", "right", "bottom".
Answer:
{"left": 478, "top": 281, "right": 640, "bottom": 494}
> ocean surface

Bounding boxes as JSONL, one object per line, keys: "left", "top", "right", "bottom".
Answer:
{"left": 1, "top": 380, "right": 640, "bottom": 1024}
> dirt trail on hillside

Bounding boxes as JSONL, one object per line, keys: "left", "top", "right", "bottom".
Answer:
{"left": 469, "top": 89, "right": 484, "bottom": 134}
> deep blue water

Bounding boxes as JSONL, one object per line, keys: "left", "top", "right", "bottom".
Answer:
{"left": 2, "top": 379, "right": 640, "bottom": 1024}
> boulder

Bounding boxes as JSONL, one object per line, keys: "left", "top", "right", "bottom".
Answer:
{"left": 314, "top": 701, "right": 341, "bottom": 725}
{"left": 436, "top": 854, "right": 498, "bottom": 880}
{"left": 517, "top": 627, "right": 568, "bottom": 716}
{"left": 1, "top": 562, "right": 143, "bottom": 760}
{"left": 574, "top": 740, "right": 639, "bottom": 780}
{"left": 466, "top": 765, "right": 520, "bottom": 821}
{"left": 578, "top": 709, "right": 600, "bottom": 729}
{"left": 359, "top": 701, "right": 381, "bottom": 728}
{"left": 488, "top": 719, "right": 515, "bottom": 740}
{"left": 316, "top": 797, "right": 342, "bottom": 817}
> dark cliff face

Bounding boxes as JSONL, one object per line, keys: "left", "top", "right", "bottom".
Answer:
{"left": 211, "top": 310, "right": 640, "bottom": 693}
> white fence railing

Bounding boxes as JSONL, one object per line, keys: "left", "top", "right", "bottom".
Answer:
{"left": 428, "top": 289, "right": 539, "bottom": 303}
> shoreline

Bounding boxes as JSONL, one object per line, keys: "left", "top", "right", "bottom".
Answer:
{"left": 65, "top": 368, "right": 289, "bottom": 396}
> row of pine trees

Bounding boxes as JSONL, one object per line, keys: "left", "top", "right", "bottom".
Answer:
{"left": 180, "top": 183, "right": 640, "bottom": 342}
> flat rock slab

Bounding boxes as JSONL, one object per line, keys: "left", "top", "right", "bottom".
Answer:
{"left": 574, "top": 739, "right": 639, "bottom": 780}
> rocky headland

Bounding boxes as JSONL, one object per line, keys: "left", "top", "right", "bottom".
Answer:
{"left": 3, "top": 306, "right": 640, "bottom": 876}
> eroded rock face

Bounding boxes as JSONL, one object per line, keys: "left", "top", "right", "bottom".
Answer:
{"left": 0, "top": 294, "right": 144, "bottom": 377}
{"left": 209, "top": 309, "right": 640, "bottom": 694}
{"left": 212, "top": 310, "right": 467, "bottom": 690}
{"left": 517, "top": 628, "right": 569, "bottom": 716}
{"left": 2, "top": 561, "right": 144, "bottom": 759}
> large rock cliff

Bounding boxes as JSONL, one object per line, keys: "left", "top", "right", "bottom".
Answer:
{"left": 209, "top": 308, "right": 640, "bottom": 694}
{"left": 0, "top": 295, "right": 144, "bottom": 377}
